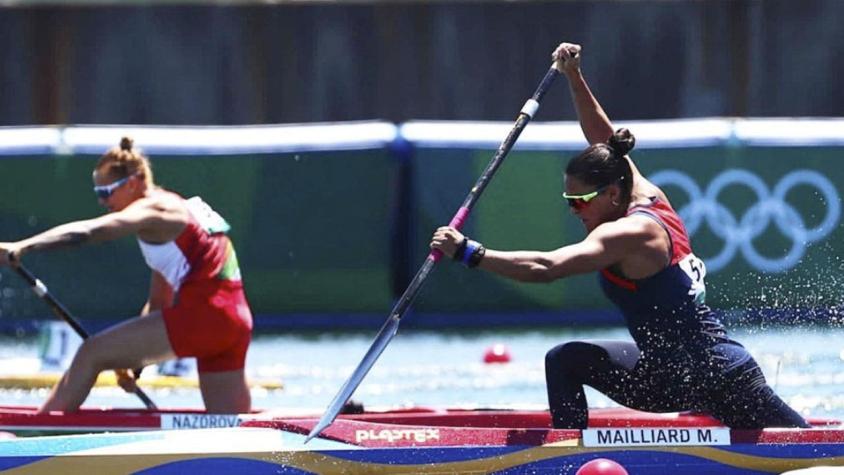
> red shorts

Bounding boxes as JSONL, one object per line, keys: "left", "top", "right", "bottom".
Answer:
{"left": 162, "top": 279, "right": 253, "bottom": 373}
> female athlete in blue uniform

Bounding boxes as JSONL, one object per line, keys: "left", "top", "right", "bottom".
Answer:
{"left": 430, "top": 42, "right": 808, "bottom": 429}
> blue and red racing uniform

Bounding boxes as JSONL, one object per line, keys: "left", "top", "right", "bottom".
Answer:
{"left": 545, "top": 197, "right": 808, "bottom": 429}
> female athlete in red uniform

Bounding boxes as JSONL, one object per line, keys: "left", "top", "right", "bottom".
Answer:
{"left": 0, "top": 137, "right": 252, "bottom": 413}
{"left": 431, "top": 42, "right": 807, "bottom": 429}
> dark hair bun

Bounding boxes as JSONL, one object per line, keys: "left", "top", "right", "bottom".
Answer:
{"left": 607, "top": 128, "right": 635, "bottom": 156}
{"left": 119, "top": 136, "right": 134, "bottom": 151}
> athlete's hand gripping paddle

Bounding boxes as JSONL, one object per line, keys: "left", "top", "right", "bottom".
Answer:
{"left": 305, "top": 63, "right": 563, "bottom": 443}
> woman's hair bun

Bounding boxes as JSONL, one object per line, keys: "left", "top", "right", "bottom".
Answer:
{"left": 119, "top": 136, "right": 134, "bottom": 151}
{"left": 607, "top": 128, "right": 635, "bottom": 156}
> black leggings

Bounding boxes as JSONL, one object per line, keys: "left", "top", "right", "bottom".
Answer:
{"left": 544, "top": 340, "right": 809, "bottom": 429}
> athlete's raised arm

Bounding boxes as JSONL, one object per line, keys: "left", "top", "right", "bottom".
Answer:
{"left": 553, "top": 42, "right": 613, "bottom": 146}
{"left": 553, "top": 42, "right": 661, "bottom": 196}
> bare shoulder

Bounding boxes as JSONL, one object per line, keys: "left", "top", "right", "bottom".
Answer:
{"left": 601, "top": 214, "right": 661, "bottom": 234}
{"left": 122, "top": 193, "right": 190, "bottom": 228}
{"left": 134, "top": 192, "right": 187, "bottom": 215}
{"left": 591, "top": 214, "right": 663, "bottom": 246}
{"left": 622, "top": 213, "right": 665, "bottom": 236}
{"left": 116, "top": 193, "right": 188, "bottom": 242}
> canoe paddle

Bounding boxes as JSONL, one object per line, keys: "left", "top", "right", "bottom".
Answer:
{"left": 10, "top": 258, "right": 158, "bottom": 410}
{"left": 305, "top": 64, "right": 562, "bottom": 443}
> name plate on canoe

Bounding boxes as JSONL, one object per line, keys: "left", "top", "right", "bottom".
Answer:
{"left": 582, "top": 427, "right": 731, "bottom": 447}
{"left": 161, "top": 414, "right": 244, "bottom": 430}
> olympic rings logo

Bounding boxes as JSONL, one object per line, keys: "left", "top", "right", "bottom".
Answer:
{"left": 648, "top": 169, "right": 841, "bottom": 273}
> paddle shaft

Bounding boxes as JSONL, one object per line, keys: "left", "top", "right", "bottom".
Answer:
{"left": 391, "top": 67, "right": 561, "bottom": 317}
{"left": 11, "top": 263, "right": 158, "bottom": 410}
{"left": 305, "top": 66, "right": 561, "bottom": 442}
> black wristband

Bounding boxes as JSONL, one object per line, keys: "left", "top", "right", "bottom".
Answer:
{"left": 452, "top": 237, "right": 468, "bottom": 261}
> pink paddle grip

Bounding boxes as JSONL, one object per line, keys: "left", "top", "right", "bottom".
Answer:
{"left": 429, "top": 207, "right": 471, "bottom": 262}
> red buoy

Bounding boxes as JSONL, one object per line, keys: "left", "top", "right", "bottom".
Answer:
{"left": 483, "top": 343, "right": 512, "bottom": 364}
{"left": 575, "top": 458, "right": 629, "bottom": 475}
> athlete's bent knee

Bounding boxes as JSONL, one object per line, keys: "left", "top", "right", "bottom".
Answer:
{"left": 545, "top": 341, "right": 587, "bottom": 371}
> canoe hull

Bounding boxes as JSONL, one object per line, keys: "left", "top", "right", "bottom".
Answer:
{"left": 0, "top": 407, "right": 842, "bottom": 474}
{"left": 0, "top": 427, "right": 843, "bottom": 474}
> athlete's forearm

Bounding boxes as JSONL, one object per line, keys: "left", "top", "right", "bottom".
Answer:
{"left": 477, "top": 249, "right": 563, "bottom": 283}
{"left": 477, "top": 238, "right": 611, "bottom": 283}
{"left": 566, "top": 70, "right": 614, "bottom": 145}
{"left": 15, "top": 222, "right": 93, "bottom": 257}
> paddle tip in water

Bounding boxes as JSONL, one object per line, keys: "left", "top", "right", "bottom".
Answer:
{"left": 303, "top": 426, "right": 324, "bottom": 444}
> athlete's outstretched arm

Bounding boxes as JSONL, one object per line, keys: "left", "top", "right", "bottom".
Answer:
{"left": 0, "top": 198, "right": 183, "bottom": 264}
{"left": 430, "top": 219, "right": 659, "bottom": 283}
